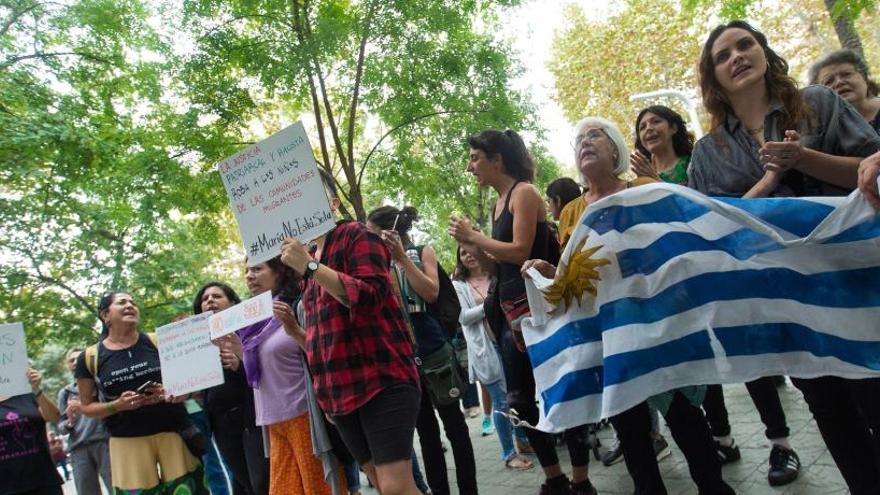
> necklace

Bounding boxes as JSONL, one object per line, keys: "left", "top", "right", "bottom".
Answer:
{"left": 747, "top": 125, "right": 764, "bottom": 135}
{"left": 468, "top": 278, "right": 488, "bottom": 299}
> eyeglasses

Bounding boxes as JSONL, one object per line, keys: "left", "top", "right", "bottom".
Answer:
{"left": 572, "top": 128, "right": 608, "bottom": 151}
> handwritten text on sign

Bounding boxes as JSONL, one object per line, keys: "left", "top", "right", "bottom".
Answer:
{"left": 156, "top": 313, "right": 224, "bottom": 397}
{"left": 0, "top": 323, "right": 31, "bottom": 397}
{"left": 209, "top": 291, "right": 273, "bottom": 340}
{"left": 218, "top": 121, "right": 334, "bottom": 266}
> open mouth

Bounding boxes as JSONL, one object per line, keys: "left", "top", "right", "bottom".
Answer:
{"left": 731, "top": 64, "right": 751, "bottom": 79}
{"left": 643, "top": 134, "right": 659, "bottom": 145}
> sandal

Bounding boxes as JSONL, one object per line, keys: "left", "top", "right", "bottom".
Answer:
{"left": 516, "top": 439, "right": 535, "bottom": 455}
{"left": 505, "top": 455, "right": 534, "bottom": 470}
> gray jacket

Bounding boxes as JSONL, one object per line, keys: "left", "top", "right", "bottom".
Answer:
{"left": 58, "top": 383, "right": 109, "bottom": 451}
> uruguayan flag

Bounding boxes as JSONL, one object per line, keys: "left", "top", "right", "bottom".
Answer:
{"left": 522, "top": 182, "right": 880, "bottom": 432}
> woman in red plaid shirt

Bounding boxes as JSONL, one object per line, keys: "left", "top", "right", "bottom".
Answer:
{"left": 280, "top": 170, "right": 422, "bottom": 495}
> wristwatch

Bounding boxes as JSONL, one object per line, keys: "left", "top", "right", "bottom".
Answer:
{"left": 303, "top": 260, "right": 320, "bottom": 280}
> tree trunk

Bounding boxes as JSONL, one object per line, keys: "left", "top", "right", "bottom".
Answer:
{"left": 824, "top": 0, "right": 864, "bottom": 58}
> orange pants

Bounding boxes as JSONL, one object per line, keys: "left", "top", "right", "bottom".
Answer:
{"left": 268, "top": 414, "right": 346, "bottom": 495}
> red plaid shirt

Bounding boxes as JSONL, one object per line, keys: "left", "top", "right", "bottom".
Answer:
{"left": 302, "top": 220, "right": 419, "bottom": 416}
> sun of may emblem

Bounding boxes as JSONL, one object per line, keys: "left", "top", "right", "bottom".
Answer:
{"left": 544, "top": 237, "right": 610, "bottom": 309}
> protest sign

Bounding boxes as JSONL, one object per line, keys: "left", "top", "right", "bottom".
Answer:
{"left": 209, "top": 290, "right": 274, "bottom": 340}
{"left": 0, "top": 323, "right": 31, "bottom": 397}
{"left": 156, "top": 313, "right": 224, "bottom": 397}
{"left": 217, "top": 121, "right": 335, "bottom": 266}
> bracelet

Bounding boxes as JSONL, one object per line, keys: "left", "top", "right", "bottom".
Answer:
{"left": 33, "top": 389, "right": 43, "bottom": 399}
{"left": 105, "top": 401, "right": 117, "bottom": 415}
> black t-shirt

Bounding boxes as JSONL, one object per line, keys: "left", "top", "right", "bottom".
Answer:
{"left": 0, "top": 394, "right": 63, "bottom": 495}
{"left": 75, "top": 333, "right": 189, "bottom": 438}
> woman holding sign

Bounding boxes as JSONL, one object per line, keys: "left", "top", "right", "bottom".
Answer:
{"left": 74, "top": 292, "right": 208, "bottom": 494}
{"left": 194, "top": 281, "right": 269, "bottom": 495}
{"left": 239, "top": 256, "right": 345, "bottom": 495}
{"left": 0, "top": 367, "right": 64, "bottom": 495}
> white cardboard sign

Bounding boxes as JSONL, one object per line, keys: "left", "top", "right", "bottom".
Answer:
{"left": 156, "top": 313, "right": 224, "bottom": 397}
{"left": 0, "top": 323, "right": 31, "bottom": 397}
{"left": 217, "top": 121, "right": 334, "bottom": 266}
{"left": 208, "top": 291, "right": 273, "bottom": 340}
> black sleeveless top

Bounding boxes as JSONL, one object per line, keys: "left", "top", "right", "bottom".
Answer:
{"left": 491, "top": 181, "right": 559, "bottom": 301}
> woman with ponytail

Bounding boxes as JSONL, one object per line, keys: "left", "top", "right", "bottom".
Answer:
{"left": 448, "top": 129, "right": 597, "bottom": 495}
{"left": 367, "top": 205, "right": 478, "bottom": 495}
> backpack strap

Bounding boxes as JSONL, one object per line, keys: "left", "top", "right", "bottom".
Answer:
{"left": 84, "top": 344, "right": 98, "bottom": 378}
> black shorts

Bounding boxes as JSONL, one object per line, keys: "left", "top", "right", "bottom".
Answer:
{"left": 331, "top": 383, "right": 420, "bottom": 466}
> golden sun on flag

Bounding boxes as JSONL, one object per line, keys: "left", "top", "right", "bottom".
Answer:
{"left": 544, "top": 237, "right": 610, "bottom": 309}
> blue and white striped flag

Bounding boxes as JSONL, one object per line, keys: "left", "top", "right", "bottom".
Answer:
{"left": 522, "top": 182, "right": 880, "bottom": 432}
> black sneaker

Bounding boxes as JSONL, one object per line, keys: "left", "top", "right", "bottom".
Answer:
{"left": 768, "top": 445, "right": 800, "bottom": 486}
{"left": 538, "top": 475, "right": 572, "bottom": 495}
{"left": 601, "top": 443, "right": 624, "bottom": 466}
{"left": 714, "top": 438, "right": 741, "bottom": 465}
{"left": 570, "top": 479, "right": 598, "bottom": 495}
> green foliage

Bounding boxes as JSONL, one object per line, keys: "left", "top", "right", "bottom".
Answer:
{"left": 180, "top": 0, "right": 550, "bottom": 265}
{"left": 549, "top": 0, "right": 706, "bottom": 135}
{"left": 0, "top": 0, "right": 241, "bottom": 353}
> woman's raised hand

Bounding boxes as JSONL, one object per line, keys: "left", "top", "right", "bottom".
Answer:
{"left": 630, "top": 150, "right": 659, "bottom": 180}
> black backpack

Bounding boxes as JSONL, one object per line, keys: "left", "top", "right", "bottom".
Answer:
{"left": 416, "top": 246, "right": 462, "bottom": 338}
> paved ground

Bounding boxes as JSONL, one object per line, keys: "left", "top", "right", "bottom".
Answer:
{"left": 61, "top": 381, "right": 851, "bottom": 494}
{"left": 363, "top": 380, "right": 850, "bottom": 495}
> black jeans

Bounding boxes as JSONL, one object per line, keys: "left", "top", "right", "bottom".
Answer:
{"left": 210, "top": 407, "right": 269, "bottom": 495}
{"left": 416, "top": 384, "right": 478, "bottom": 495}
{"left": 703, "top": 377, "right": 789, "bottom": 439}
{"left": 500, "top": 328, "right": 591, "bottom": 469}
{"left": 792, "top": 376, "right": 880, "bottom": 495}
{"left": 611, "top": 393, "right": 734, "bottom": 495}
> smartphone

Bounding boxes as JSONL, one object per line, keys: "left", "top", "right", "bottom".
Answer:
{"left": 136, "top": 381, "right": 159, "bottom": 395}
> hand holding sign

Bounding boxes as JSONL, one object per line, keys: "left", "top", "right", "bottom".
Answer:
{"left": 217, "top": 121, "right": 334, "bottom": 266}
{"left": 209, "top": 291, "right": 274, "bottom": 339}
{"left": 156, "top": 313, "right": 224, "bottom": 397}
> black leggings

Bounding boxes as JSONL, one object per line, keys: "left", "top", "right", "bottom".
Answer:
{"left": 210, "top": 407, "right": 269, "bottom": 495}
{"left": 792, "top": 376, "right": 880, "bottom": 495}
{"left": 415, "top": 384, "right": 478, "bottom": 495}
{"left": 611, "top": 393, "right": 734, "bottom": 495}
{"left": 500, "top": 328, "right": 590, "bottom": 469}
{"left": 703, "top": 377, "right": 789, "bottom": 439}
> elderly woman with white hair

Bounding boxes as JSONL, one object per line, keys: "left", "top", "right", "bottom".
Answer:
{"left": 555, "top": 117, "right": 654, "bottom": 249}
{"left": 525, "top": 117, "right": 735, "bottom": 495}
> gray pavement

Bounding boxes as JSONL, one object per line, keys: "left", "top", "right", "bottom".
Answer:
{"left": 364, "top": 381, "right": 850, "bottom": 495}
{"left": 61, "top": 381, "right": 850, "bottom": 494}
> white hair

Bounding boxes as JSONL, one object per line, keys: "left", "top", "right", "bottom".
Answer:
{"left": 572, "top": 117, "right": 630, "bottom": 177}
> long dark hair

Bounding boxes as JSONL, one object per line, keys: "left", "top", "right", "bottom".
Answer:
{"left": 634, "top": 105, "right": 695, "bottom": 158}
{"left": 367, "top": 205, "right": 419, "bottom": 246}
{"left": 468, "top": 129, "right": 535, "bottom": 182}
{"left": 246, "top": 256, "right": 302, "bottom": 303}
{"left": 699, "top": 20, "right": 810, "bottom": 133}
{"left": 192, "top": 281, "right": 242, "bottom": 315}
{"left": 453, "top": 245, "right": 470, "bottom": 281}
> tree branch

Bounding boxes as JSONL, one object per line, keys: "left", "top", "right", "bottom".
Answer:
{"left": 346, "top": 1, "right": 375, "bottom": 173}
{"left": 356, "top": 108, "right": 489, "bottom": 187}
{"left": 0, "top": 1, "right": 39, "bottom": 38}
{"left": 0, "top": 51, "right": 109, "bottom": 71}
{"left": 18, "top": 256, "right": 97, "bottom": 315}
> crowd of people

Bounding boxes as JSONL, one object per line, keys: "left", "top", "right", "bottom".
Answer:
{"left": 3, "top": 19, "right": 880, "bottom": 495}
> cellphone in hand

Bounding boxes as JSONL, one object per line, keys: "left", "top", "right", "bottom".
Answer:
{"left": 135, "top": 381, "right": 159, "bottom": 395}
